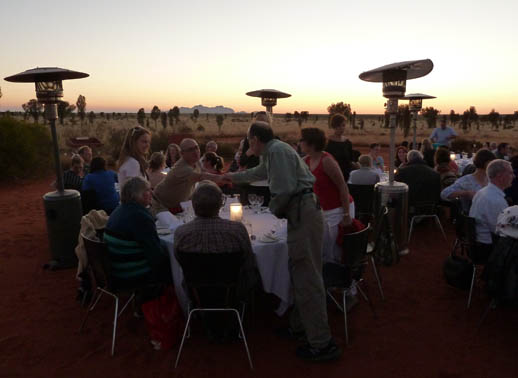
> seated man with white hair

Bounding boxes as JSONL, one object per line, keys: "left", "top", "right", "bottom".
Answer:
{"left": 469, "top": 159, "right": 515, "bottom": 262}
{"left": 105, "top": 176, "right": 172, "bottom": 289}
{"left": 348, "top": 155, "right": 380, "bottom": 185}
{"left": 395, "top": 150, "right": 441, "bottom": 211}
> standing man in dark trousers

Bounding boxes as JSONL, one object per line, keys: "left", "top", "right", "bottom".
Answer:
{"left": 224, "top": 121, "right": 340, "bottom": 362}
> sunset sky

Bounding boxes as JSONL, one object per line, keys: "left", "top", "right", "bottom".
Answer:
{"left": 1, "top": 0, "right": 517, "bottom": 114}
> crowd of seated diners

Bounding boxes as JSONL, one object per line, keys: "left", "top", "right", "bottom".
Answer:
{"left": 71, "top": 116, "right": 518, "bottom": 359}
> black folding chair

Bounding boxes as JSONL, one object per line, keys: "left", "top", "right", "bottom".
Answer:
{"left": 323, "top": 224, "right": 375, "bottom": 344}
{"left": 348, "top": 184, "right": 375, "bottom": 223}
{"left": 175, "top": 251, "right": 253, "bottom": 370}
{"left": 79, "top": 234, "right": 136, "bottom": 356}
{"left": 408, "top": 201, "right": 446, "bottom": 243}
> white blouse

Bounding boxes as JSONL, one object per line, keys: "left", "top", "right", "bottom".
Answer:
{"left": 118, "top": 157, "right": 146, "bottom": 186}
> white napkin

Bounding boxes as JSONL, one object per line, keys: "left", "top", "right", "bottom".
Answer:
{"left": 156, "top": 211, "right": 182, "bottom": 231}
{"left": 180, "top": 200, "right": 193, "bottom": 212}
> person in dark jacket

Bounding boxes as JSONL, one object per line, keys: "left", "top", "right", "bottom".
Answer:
{"left": 504, "top": 155, "right": 518, "bottom": 205}
{"left": 395, "top": 150, "right": 441, "bottom": 211}
{"left": 106, "top": 176, "right": 171, "bottom": 287}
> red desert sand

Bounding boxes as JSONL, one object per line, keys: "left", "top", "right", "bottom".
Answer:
{"left": 1, "top": 177, "right": 518, "bottom": 378}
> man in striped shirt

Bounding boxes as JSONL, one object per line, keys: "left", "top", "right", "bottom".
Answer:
{"left": 63, "top": 154, "right": 84, "bottom": 191}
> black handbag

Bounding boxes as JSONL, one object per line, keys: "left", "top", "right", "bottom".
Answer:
{"left": 443, "top": 253, "right": 474, "bottom": 290}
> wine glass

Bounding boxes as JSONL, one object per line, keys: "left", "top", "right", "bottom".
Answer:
{"left": 248, "top": 194, "right": 258, "bottom": 212}
{"left": 256, "top": 195, "right": 264, "bottom": 211}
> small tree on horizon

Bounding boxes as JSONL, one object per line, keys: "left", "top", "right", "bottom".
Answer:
{"left": 171, "top": 106, "right": 180, "bottom": 125}
{"left": 57, "top": 101, "right": 76, "bottom": 125}
{"left": 22, "top": 99, "right": 43, "bottom": 124}
{"left": 137, "top": 108, "right": 146, "bottom": 127}
{"left": 76, "top": 95, "right": 86, "bottom": 126}
{"left": 397, "top": 105, "right": 411, "bottom": 137}
{"left": 160, "top": 111, "right": 168, "bottom": 129}
{"left": 192, "top": 108, "right": 200, "bottom": 123}
{"left": 88, "top": 111, "right": 96, "bottom": 125}
{"left": 216, "top": 114, "right": 224, "bottom": 133}
{"left": 449, "top": 110, "right": 460, "bottom": 127}
{"left": 488, "top": 109, "right": 500, "bottom": 130}
{"left": 420, "top": 107, "right": 440, "bottom": 129}
{"left": 469, "top": 106, "right": 479, "bottom": 130}
{"left": 150, "top": 105, "right": 161, "bottom": 128}
{"left": 327, "top": 102, "right": 352, "bottom": 125}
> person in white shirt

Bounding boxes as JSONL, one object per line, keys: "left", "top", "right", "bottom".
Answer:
{"left": 369, "top": 143, "right": 384, "bottom": 173}
{"left": 469, "top": 159, "right": 514, "bottom": 261}
{"left": 117, "top": 126, "right": 151, "bottom": 186}
{"left": 348, "top": 155, "right": 380, "bottom": 185}
{"left": 430, "top": 119, "right": 457, "bottom": 147}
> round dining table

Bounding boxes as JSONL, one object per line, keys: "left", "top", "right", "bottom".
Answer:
{"left": 159, "top": 206, "right": 293, "bottom": 316}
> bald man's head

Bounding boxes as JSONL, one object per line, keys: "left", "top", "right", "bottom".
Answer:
{"left": 180, "top": 138, "right": 200, "bottom": 164}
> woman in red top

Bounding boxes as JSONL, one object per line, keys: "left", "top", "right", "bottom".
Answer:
{"left": 300, "top": 128, "right": 353, "bottom": 263}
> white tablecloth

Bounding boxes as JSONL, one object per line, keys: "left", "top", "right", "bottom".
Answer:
{"left": 455, "top": 158, "right": 473, "bottom": 174}
{"left": 159, "top": 208, "right": 293, "bottom": 316}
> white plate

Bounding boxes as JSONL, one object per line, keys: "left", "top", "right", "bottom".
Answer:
{"left": 157, "top": 228, "right": 172, "bottom": 235}
{"left": 258, "top": 234, "right": 279, "bottom": 243}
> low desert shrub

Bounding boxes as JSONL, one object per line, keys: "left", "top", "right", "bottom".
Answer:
{"left": 0, "top": 117, "right": 54, "bottom": 181}
{"left": 451, "top": 137, "right": 477, "bottom": 153}
{"left": 151, "top": 128, "right": 170, "bottom": 153}
{"left": 217, "top": 142, "right": 237, "bottom": 159}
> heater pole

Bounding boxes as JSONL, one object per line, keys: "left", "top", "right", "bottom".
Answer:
{"left": 387, "top": 98, "right": 398, "bottom": 184}
{"left": 412, "top": 111, "right": 418, "bottom": 148}
{"left": 46, "top": 104, "right": 64, "bottom": 193}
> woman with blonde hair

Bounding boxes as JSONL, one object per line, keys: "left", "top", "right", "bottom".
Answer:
{"left": 117, "top": 126, "right": 151, "bottom": 185}
{"left": 147, "top": 152, "right": 166, "bottom": 189}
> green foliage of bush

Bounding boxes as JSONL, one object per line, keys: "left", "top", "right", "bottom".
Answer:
{"left": 451, "top": 137, "right": 477, "bottom": 153}
{"left": 106, "top": 127, "right": 127, "bottom": 161}
{"left": 216, "top": 143, "right": 236, "bottom": 159}
{"left": 0, "top": 117, "right": 54, "bottom": 181}
{"left": 151, "top": 129, "right": 170, "bottom": 153}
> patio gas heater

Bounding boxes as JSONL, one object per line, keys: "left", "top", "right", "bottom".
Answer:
{"left": 403, "top": 93, "right": 436, "bottom": 148}
{"left": 359, "top": 59, "right": 433, "bottom": 255}
{"left": 246, "top": 89, "right": 291, "bottom": 114}
{"left": 5, "top": 67, "right": 89, "bottom": 269}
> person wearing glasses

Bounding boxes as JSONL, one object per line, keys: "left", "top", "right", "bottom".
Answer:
{"left": 151, "top": 138, "right": 225, "bottom": 225}
{"left": 117, "top": 126, "right": 152, "bottom": 186}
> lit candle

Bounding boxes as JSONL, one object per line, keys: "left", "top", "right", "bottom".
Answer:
{"left": 230, "top": 203, "right": 243, "bottom": 222}
{"left": 450, "top": 153, "right": 456, "bottom": 161}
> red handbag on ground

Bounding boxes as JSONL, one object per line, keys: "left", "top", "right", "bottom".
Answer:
{"left": 141, "top": 286, "right": 185, "bottom": 350}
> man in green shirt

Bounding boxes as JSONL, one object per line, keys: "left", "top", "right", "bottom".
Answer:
{"left": 224, "top": 122, "right": 340, "bottom": 362}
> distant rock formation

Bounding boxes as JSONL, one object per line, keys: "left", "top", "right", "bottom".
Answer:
{"left": 179, "top": 105, "right": 234, "bottom": 114}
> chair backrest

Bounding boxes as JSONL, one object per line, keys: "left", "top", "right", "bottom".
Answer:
{"left": 103, "top": 230, "right": 152, "bottom": 288}
{"left": 457, "top": 213, "right": 477, "bottom": 248}
{"left": 81, "top": 189, "right": 99, "bottom": 215}
{"left": 411, "top": 201, "right": 439, "bottom": 216}
{"left": 348, "top": 184, "right": 375, "bottom": 219}
{"left": 341, "top": 224, "right": 371, "bottom": 279}
{"left": 176, "top": 251, "right": 244, "bottom": 308}
{"left": 177, "top": 251, "right": 244, "bottom": 286}
{"left": 81, "top": 234, "right": 110, "bottom": 289}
